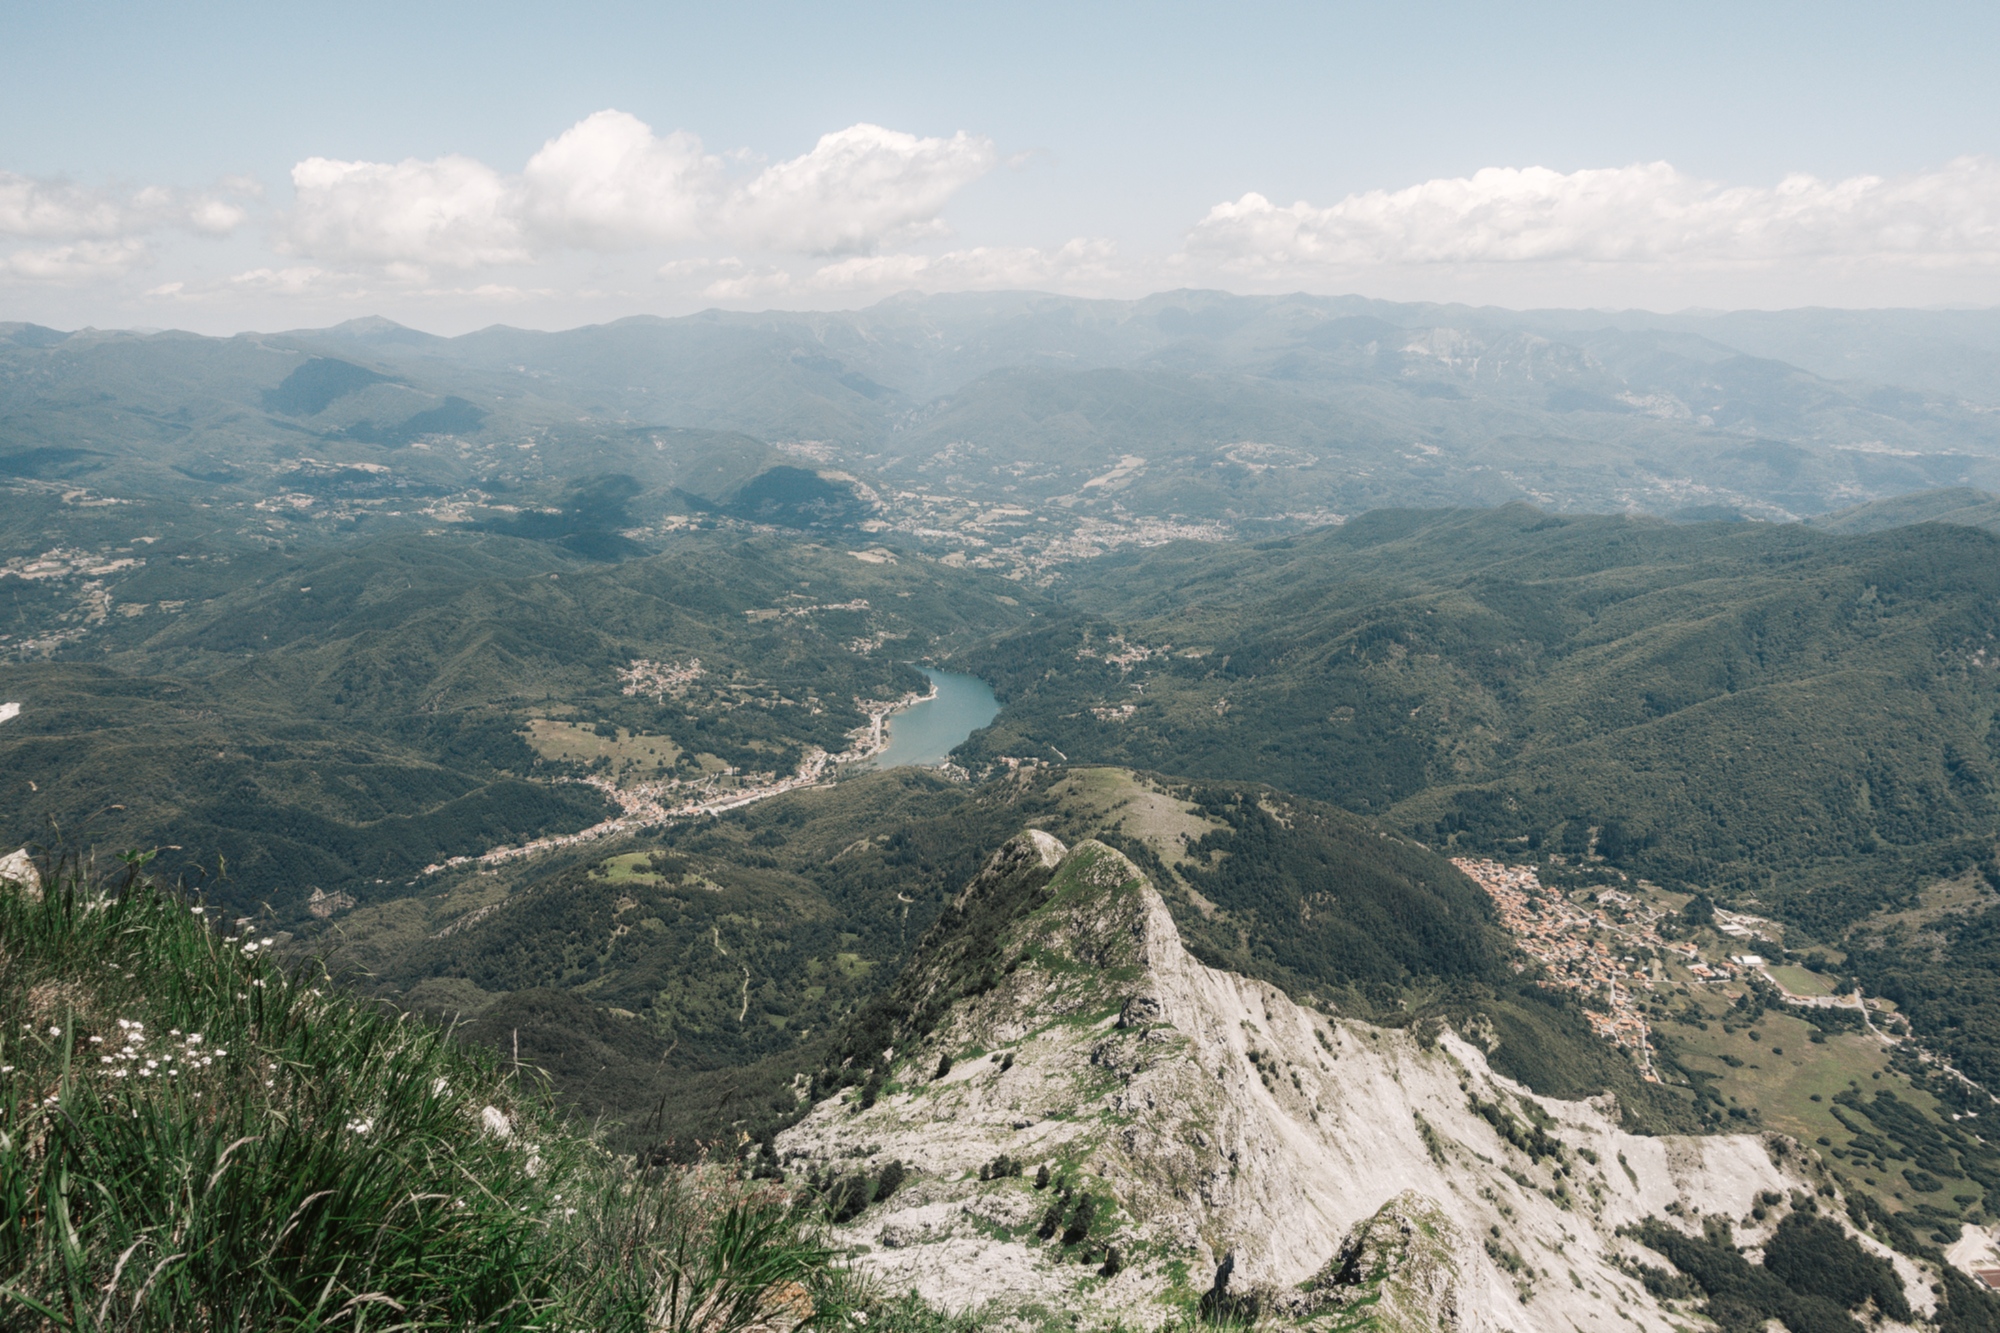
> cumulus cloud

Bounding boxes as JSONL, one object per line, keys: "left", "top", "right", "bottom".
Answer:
{"left": 1, "top": 238, "right": 151, "bottom": 280}
{"left": 286, "top": 154, "right": 528, "bottom": 268}
{"left": 521, "top": 110, "right": 720, "bottom": 248}
{"left": 726, "top": 124, "right": 997, "bottom": 253}
{"left": 0, "top": 174, "right": 134, "bottom": 239}
{"left": 1185, "top": 157, "right": 2000, "bottom": 276}
{"left": 281, "top": 113, "right": 997, "bottom": 271}
{"left": 229, "top": 265, "right": 350, "bottom": 296}
{"left": 0, "top": 173, "right": 247, "bottom": 240}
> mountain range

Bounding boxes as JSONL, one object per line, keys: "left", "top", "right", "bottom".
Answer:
{"left": 13, "top": 292, "right": 2000, "bottom": 1328}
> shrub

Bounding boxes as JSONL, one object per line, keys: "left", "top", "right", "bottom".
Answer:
{"left": 1061, "top": 1193, "right": 1098, "bottom": 1246}
{"left": 1036, "top": 1194, "right": 1066, "bottom": 1240}
{"left": 977, "top": 1153, "right": 1023, "bottom": 1181}
{"left": 826, "top": 1174, "right": 876, "bottom": 1223}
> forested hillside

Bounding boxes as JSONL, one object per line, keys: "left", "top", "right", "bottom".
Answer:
{"left": 0, "top": 516, "right": 1028, "bottom": 915}
{"left": 965, "top": 506, "right": 2000, "bottom": 930}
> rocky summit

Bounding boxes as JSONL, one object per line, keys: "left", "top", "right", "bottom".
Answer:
{"left": 779, "top": 833, "right": 1890, "bottom": 1330}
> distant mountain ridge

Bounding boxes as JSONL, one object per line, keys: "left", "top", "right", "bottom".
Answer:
{"left": 6, "top": 292, "right": 2000, "bottom": 526}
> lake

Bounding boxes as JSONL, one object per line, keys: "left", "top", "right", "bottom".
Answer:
{"left": 869, "top": 669, "right": 1000, "bottom": 768}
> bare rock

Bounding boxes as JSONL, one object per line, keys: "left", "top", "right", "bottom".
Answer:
{"left": 778, "top": 833, "right": 1824, "bottom": 1331}
{"left": 1117, "top": 993, "right": 1163, "bottom": 1028}
{"left": 0, "top": 848, "right": 40, "bottom": 902}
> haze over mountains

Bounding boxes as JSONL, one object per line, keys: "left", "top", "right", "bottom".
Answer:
{"left": 8, "top": 293, "right": 2000, "bottom": 544}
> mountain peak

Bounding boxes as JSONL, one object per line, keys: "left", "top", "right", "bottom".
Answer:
{"left": 780, "top": 827, "right": 1839, "bottom": 1329}
{"left": 298, "top": 315, "right": 441, "bottom": 346}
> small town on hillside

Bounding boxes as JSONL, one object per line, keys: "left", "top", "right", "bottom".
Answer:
{"left": 1452, "top": 857, "right": 1670, "bottom": 1080}
{"left": 1448, "top": 856, "right": 1892, "bottom": 1083}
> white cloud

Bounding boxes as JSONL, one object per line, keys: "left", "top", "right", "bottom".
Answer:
{"left": 180, "top": 195, "right": 249, "bottom": 236}
{"left": 1184, "top": 157, "right": 2000, "bottom": 276}
{"left": 520, "top": 110, "right": 720, "bottom": 247}
{"left": 1, "top": 238, "right": 150, "bottom": 280}
{"left": 279, "top": 115, "right": 997, "bottom": 273}
{"left": 0, "top": 174, "right": 131, "bottom": 238}
{"left": 726, "top": 124, "right": 997, "bottom": 253}
{"left": 0, "top": 172, "right": 246, "bottom": 242}
{"left": 286, "top": 154, "right": 527, "bottom": 269}
{"left": 230, "top": 264, "right": 348, "bottom": 296}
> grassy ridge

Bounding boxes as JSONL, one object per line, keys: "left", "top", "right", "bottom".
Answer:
{"left": 0, "top": 855, "right": 871, "bottom": 1331}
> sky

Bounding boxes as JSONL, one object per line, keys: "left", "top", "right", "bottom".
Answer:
{"left": 3, "top": 0, "right": 1999, "bottom": 333}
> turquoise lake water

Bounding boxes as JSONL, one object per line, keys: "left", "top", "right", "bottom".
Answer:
{"left": 869, "top": 669, "right": 1000, "bottom": 768}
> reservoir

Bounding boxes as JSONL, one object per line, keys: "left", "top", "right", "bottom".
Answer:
{"left": 870, "top": 669, "right": 1000, "bottom": 768}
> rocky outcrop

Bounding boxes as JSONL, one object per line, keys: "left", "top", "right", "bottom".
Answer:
{"left": 0, "top": 848, "right": 39, "bottom": 901}
{"left": 779, "top": 834, "right": 1873, "bottom": 1329}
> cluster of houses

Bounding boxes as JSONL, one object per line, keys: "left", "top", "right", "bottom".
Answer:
{"left": 1453, "top": 857, "right": 1667, "bottom": 1082}
{"left": 423, "top": 684, "right": 937, "bottom": 877}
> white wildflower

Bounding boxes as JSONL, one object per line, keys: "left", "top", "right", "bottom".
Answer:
{"left": 479, "top": 1106, "right": 513, "bottom": 1140}
{"left": 47, "top": 1026, "right": 60, "bottom": 1037}
{"left": 88, "top": 1035, "right": 102, "bottom": 1044}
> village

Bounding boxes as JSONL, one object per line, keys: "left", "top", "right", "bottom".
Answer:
{"left": 422, "top": 678, "right": 940, "bottom": 875}
{"left": 1452, "top": 856, "right": 1693, "bottom": 1080}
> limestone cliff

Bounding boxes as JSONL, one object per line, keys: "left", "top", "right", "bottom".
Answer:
{"left": 779, "top": 834, "right": 1925, "bottom": 1330}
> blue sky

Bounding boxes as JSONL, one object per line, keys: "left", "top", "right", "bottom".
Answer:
{"left": 4, "top": 0, "right": 1999, "bottom": 331}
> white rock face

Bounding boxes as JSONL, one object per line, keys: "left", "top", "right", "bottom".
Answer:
{"left": 0, "top": 847, "right": 40, "bottom": 901}
{"left": 781, "top": 835, "right": 1896, "bottom": 1330}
